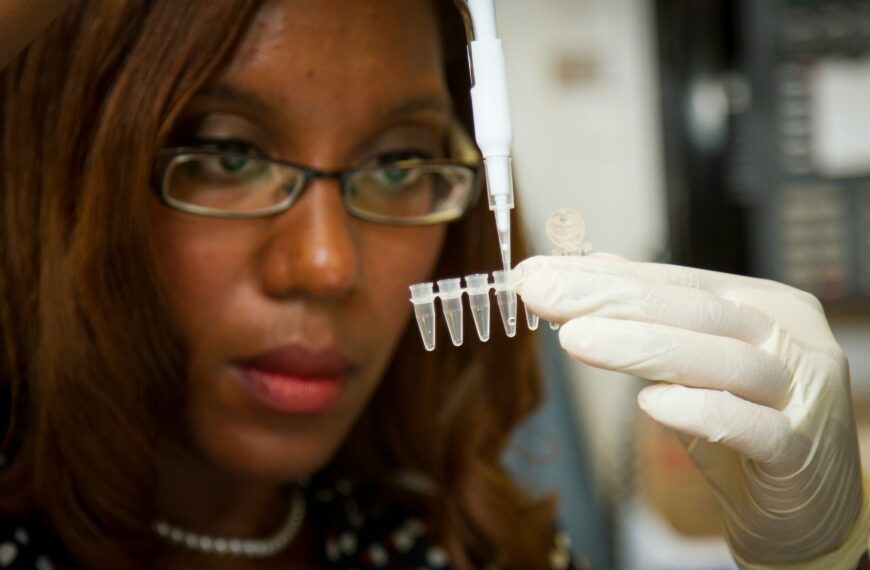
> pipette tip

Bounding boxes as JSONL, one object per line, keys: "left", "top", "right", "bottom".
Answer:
{"left": 497, "top": 228, "right": 511, "bottom": 274}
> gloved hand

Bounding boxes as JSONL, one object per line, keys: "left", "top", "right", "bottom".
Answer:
{"left": 515, "top": 254, "right": 870, "bottom": 569}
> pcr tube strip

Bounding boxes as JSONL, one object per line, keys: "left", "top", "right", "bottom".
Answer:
{"left": 409, "top": 270, "right": 539, "bottom": 352}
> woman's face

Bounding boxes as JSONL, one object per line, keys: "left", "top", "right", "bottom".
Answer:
{"left": 149, "top": 0, "right": 449, "bottom": 480}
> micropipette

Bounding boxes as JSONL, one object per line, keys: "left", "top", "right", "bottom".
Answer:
{"left": 463, "top": 0, "right": 515, "bottom": 274}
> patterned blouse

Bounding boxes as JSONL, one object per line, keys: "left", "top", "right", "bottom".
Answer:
{"left": 0, "top": 474, "right": 584, "bottom": 569}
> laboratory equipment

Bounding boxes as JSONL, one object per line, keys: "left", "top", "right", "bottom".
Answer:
{"left": 492, "top": 270, "right": 517, "bottom": 338}
{"left": 546, "top": 208, "right": 592, "bottom": 330}
{"left": 657, "top": 0, "right": 870, "bottom": 304}
{"left": 547, "top": 209, "right": 591, "bottom": 256}
{"left": 408, "top": 209, "right": 590, "bottom": 351}
{"left": 464, "top": 274, "right": 493, "bottom": 341}
{"left": 524, "top": 303, "right": 540, "bottom": 331}
{"left": 452, "top": 0, "right": 516, "bottom": 275}
{"left": 437, "top": 278, "right": 465, "bottom": 346}
{"left": 409, "top": 283, "right": 437, "bottom": 351}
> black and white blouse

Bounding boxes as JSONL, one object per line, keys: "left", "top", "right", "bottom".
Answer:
{"left": 0, "top": 474, "right": 584, "bottom": 569}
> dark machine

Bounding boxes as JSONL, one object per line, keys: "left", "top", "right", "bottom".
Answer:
{"left": 657, "top": 0, "right": 870, "bottom": 305}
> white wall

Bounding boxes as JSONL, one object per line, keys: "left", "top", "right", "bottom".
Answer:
{"left": 497, "top": 0, "right": 666, "bottom": 491}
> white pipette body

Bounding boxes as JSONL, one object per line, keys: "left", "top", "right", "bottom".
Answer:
{"left": 467, "top": 0, "right": 514, "bottom": 274}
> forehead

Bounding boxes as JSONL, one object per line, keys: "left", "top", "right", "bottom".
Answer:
{"left": 222, "top": 0, "right": 445, "bottom": 93}
{"left": 204, "top": 0, "right": 451, "bottom": 145}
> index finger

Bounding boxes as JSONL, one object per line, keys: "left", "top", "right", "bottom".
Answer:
{"left": 515, "top": 255, "right": 783, "bottom": 297}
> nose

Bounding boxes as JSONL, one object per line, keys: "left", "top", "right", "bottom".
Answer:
{"left": 258, "top": 177, "right": 360, "bottom": 300}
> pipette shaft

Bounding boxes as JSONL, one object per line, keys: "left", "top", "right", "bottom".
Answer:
{"left": 467, "top": 0, "right": 514, "bottom": 274}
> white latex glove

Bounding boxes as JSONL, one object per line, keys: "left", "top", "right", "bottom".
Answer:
{"left": 515, "top": 254, "right": 870, "bottom": 569}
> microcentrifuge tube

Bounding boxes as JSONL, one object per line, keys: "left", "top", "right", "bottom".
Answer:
{"left": 437, "top": 278, "right": 464, "bottom": 347}
{"left": 464, "top": 274, "right": 492, "bottom": 342}
{"left": 546, "top": 208, "right": 588, "bottom": 256}
{"left": 543, "top": 208, "right": 587, "bottom": 331}
{"left": 409, "top": 283, "right": 437, "bottom": 351}
{"left": 492, "top": 270, "right": 517, "bottom": 338}
{"left": 524, "top": 303, "right": 540, "bottom": 331}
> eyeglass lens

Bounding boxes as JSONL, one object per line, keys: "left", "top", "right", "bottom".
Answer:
{"left": 164, "top": 153, "right": 474, "bottom": 221}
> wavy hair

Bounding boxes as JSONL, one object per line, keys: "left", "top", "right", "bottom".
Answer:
{"left": 0, "top": 1, "right": 557, "bottom": 568}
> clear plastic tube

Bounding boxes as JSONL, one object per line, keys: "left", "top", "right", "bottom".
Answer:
{"left": 524, "top": 303, "right": 540, "bottom": 331}
{"left": 437, "top": 278, "right": 464, "bottom": 347}
{"left": 546, "top": 208, "right": 586, "bottom": 254}
{"left": 409, "top": 283, "right": 437, "bottom": 351}
{"left": 492, "top": 270, "right": 517, "bottom": 338}
{"left": 464, "top": 273, "right": 492, "bottom": 342}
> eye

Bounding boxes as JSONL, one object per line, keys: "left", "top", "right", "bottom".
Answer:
{"left": 195, "top": 155, "right": 269, "bottom": 182}
{"left": 369, "top": 150, "right": 431, "bottom": 184}
{"left": 216, "top": 155, "right": 252, "bottom": 173}
{"left": 183, "top": 139, "right": 270, "bottom": 182}
{"left": 186, "top": 138, "right": 263, "bottom": 156}
{"left": 375, "top": 150, "right": 434, "bottom": 164}
{"left": 371, "top": 167, "right": 424, "bottom": 189}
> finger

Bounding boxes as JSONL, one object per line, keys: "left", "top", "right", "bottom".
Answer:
{"left": 637, "top": 383, "right": 794, "bottom": 465}
{"left": 559, "top": 317, "right": 791, "bottom": 408}
{"left": 518, "top": 268, "right": 775, "bottom": 346}
{"left": 589, "top": 252, "right": 626, "bottom": 261}
{"left": 516, "top": 254, "right": 783, "bottom": 296}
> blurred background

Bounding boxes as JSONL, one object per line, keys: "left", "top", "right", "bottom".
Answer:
{"left": 490, "top": 0, "right": 870, "bottom": 568}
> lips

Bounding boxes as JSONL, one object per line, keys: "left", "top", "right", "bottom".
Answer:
{"left": 235, "top": 345, "right": 353, "bottom": 414}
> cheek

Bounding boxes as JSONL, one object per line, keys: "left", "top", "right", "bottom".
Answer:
{"left": 149, "top": 206, "right": 252, "bottom": 338}
{"left": 357, "top": 224, "right": 446, "bottom": 348}
{"left": 150, "top": 201, "right": 446, "bottom": 350}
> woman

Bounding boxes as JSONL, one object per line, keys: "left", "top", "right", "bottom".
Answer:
{"left": 0, "top": 1, "right": 566, "bottom": 568}
{"left": 0, "top": 1, "right": 868, "bottom": 569}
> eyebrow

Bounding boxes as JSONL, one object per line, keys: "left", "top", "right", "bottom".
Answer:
{"left": 193, "top": 84, "right": 450, "bottom": 121}
{"left": 194, "top": 84, "right": 276, "bottom": 115}
{"left": 377, "top": 94, "right": 451, "bottom": 121}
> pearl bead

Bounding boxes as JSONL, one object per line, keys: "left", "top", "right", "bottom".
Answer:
{"left": 152, "top": 488, "right": 305, "bottom": 559}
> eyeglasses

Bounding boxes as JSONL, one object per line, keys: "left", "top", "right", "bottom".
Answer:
{"left": 153, "top": 121, "right": 482, "bottom": 225}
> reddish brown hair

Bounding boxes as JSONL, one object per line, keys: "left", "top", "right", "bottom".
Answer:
{"left": 0, "top": 1, "right": 556, "bottom": 569}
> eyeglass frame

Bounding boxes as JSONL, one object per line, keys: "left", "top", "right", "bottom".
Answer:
{"left": 151, "top": 119, "right": 484, "bottom": 226}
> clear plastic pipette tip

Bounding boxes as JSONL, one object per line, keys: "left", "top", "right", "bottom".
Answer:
{"left": 497, "top": 225, "right": 511, "bottom": 274}
{"left": 487, "top": 160, "right": 513, "bottom": 275}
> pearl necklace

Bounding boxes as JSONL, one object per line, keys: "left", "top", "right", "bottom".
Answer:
{"left": 153, "top": 488, "right": 306, "bottom": 558}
